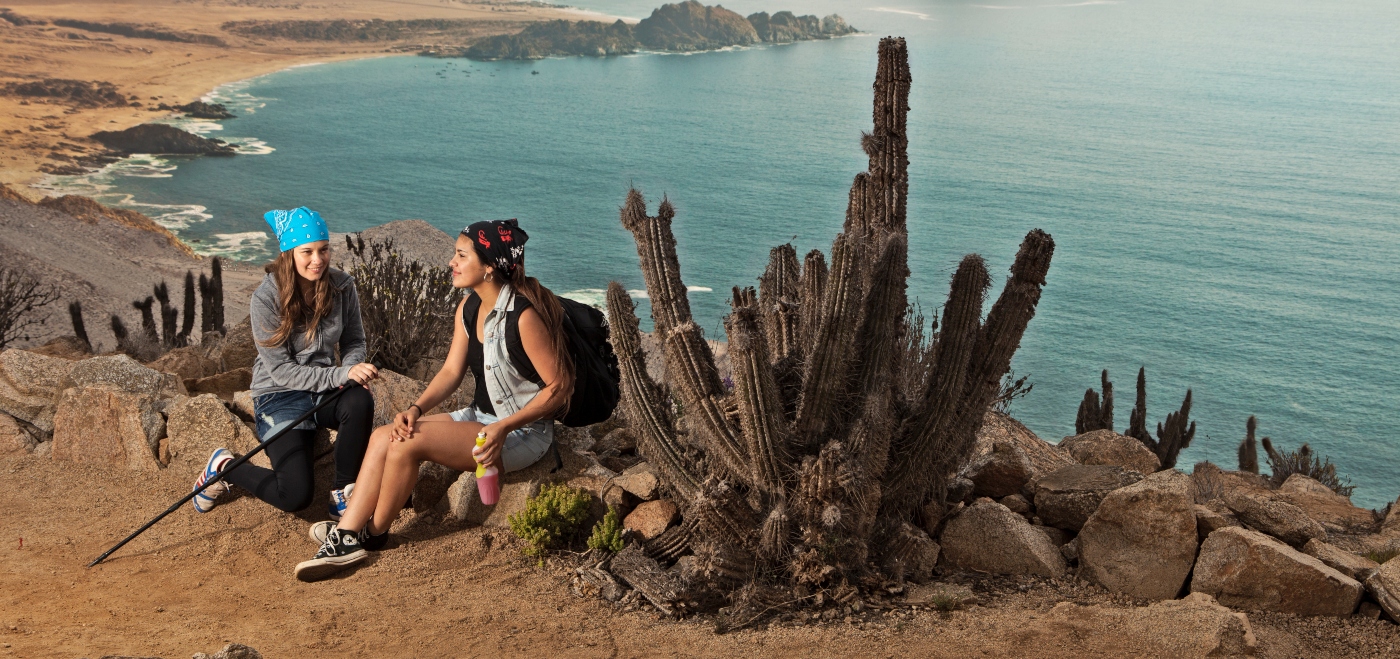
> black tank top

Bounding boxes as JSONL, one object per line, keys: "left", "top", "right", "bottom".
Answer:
{"left": 463, "top": 292, "right": 542, "bottom": 416}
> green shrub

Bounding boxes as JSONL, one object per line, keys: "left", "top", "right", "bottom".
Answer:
{"left": 508, "top": 483, "right": 592, "bottom": 559}
{"left": 587, "top": 506, "right": 625, "bottom": 553}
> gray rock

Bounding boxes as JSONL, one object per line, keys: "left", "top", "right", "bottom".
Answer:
{"left": 51, "top": 387, "right": 164, "bottom": 471}
{"left": 1059, "top": 429, "right": 1161, "bottom": 474}
{"left": 938, "top": 499, "right": 1067, "bottom": 577}
{"left": 0, "top": 412, "right": 38, "bottom": 453}
{"left": 68, "top": 353, "right": 185, "bottom": 399}
{"left": 1000, "top": 493, "right": 1032, "bottom": 515}
{"left": 1191, "top": 526, "right": 1362, "bottom": 616}
{"left": 1034, "top": 464, "right": 1144, "bottom": 531}
{"left": 0, "top": 348, "right": 77, "bottom": 432}
{"left": 1193, "top": 501, "right": 1240, "bottom": 542}
{"left": 966, "top": 439, "right": 1035, "bottom": 499}
{"left": 165, "top": 394, "right": 263, "bottom": 470}
{"left": 220, "top": 317, "right": 257, "bottom": 371}
{"left": 1303, "top": 539, "right": 1380, "bottom": 582}
{"left": 1365, "top": 558, "right": 1400, "bottom": 622}
{"left": 1276, "top": 473, "right": 1375, "bottom": 530}
{"left": 1076, "top": 470, "right": 1198, "bottom": 601}
{"left": 613, "top": 461, "right": 659, "bottom": 500}
{"left": 1224, "top": 491, "right": 1326, "bottom": 548}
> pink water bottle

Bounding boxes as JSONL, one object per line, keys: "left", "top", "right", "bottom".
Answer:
{"left": 473, "top": 433, "right": 500, "bottom": 505}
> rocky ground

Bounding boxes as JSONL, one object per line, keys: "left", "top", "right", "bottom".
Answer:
{"left": 2, "top": 337, "right": 1400, "bottom": 657}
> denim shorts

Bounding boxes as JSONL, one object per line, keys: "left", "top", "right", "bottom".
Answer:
{"left": 448, "top": 405, "right": 553, "bottom": 473}
{"left": 253, "top": 389, "right": 326, "bottom": 441}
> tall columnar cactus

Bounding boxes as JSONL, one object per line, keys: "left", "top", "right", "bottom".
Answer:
{"left": 1238, "top": 415, "right": 1259, "bottom": 474}
{"left": 1126, "top": 366, "right": 1150, "bottom": 446}
{"left": 153, "top": 281, "right": 177, "bottom": 348}
{"left": 607, "top": 37, "right": 1055, "bottom": 601}
{"left": 210, "top": 257, "right": 226, "bottom": 334}
{"left": 199, "top": 273, "right": 213, "bottom": 334}
{"left": 179, "top": 270, "right": 196, "bottom": 345}
{"left": 132, "top": 296, "right": 157, "bottom": 344}
{"left": 68, "top": 301, "right": 90, "bottom": 352}
{"left": 1075, "top": 369, "right": 1114, "bottom": 434}
{"left": 1139, "top": 388, "right": 1196, "bottom": 470}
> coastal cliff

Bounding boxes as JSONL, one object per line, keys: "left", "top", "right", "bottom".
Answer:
{"left": 461, "top": 1, "right": 855, "bottom": 61}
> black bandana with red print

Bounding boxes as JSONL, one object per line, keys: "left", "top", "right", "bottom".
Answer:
{"left": 463, "top": 219, "right": 529, "bottom": 278}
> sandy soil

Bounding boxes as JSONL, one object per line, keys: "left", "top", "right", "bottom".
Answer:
{"left": 0, "top": 0, "right": 584, "bottom": 192}
{"left": 4, "top": 441, "right": 1400, "bottom": 659}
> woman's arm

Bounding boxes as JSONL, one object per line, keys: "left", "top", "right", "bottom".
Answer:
{"left": 394, "top": 296, "right": 470, "bottom": 438}
{"left": 250, "top": 288, "right": 354, "bottom": 392}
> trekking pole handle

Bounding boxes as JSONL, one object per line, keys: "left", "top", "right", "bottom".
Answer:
{"left": 87, "top": 380, "right": 363, "bottom": 568}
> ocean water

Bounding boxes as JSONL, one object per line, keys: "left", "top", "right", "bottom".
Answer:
{"left": 39, "top": 0, "right": 1400, "bottom": 506}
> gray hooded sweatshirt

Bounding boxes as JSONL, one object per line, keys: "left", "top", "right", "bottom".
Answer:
{"left": 249, "top": 268, "right": 367, "bottom": 397}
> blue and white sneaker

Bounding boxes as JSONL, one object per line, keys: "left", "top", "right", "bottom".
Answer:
{"left": 328, "top": 482, "right": 355, "bottom": 521}
{"left": 192, "top": 448, "right": 234, "bottom": 513}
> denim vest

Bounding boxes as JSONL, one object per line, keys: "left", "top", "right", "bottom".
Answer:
{"left": 476, "top": 285, "right": 549, "bottom": 431}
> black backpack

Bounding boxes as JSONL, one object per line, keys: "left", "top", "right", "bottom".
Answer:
{"left": 464, "top": 292, "right": 620, "bottom": 427}
{"left": 556, "top": 296, "right": 621, "bottom": 427}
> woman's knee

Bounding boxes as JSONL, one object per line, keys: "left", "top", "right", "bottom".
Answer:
{"left": 273, "top": 483, "right": 315, "bottom": 513}
{"left": 340, "top": 385, "right": 374, "bottom": 418}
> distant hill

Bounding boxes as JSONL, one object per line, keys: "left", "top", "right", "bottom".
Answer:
{"left": 461, "top": 1, "right": 856, "bottom": 61}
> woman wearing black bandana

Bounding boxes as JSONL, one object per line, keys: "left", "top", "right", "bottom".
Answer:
{"left": 295, "top": 219, "right": 576, "bottom": 581}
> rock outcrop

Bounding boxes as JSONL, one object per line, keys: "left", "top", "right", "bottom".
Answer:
{"left": 1365, "top": 558, "right": 1400, "bottom": 622}
{"left": 939, "top": 499, "right": 1067, "bottom": 577}
{"left": 1275, "top": 473, "right": 1374, "bottom": 530}
{"left": 1076, "top": 470, "right": 1198, "bottom": 601}
{"left": 1033, "top": 464, "right": 1143, "bottom": 531}
{"left": 1059, "top": 429, "right": 1160, "bottom": 474}
{"left": 69, "top": 353, "right": 186, "bottom": 399}
{"left": 1223, "top": 490, "right": 1326, "bottom": 548}
{"left": 177, "top": 101, "right": 235, "bottom": 119}
{"left": 1191, "top": 526, "right": 1362, "bottom": 616}
{"left": 0, "top": 78, "right": 128, "bottom": 107}
{"left": 0, "top": 348, "right": 78, "bottom": 433}
{"left": 1303, "top": 538, "right": 1380, "bottom": 582}
{"left": 460, "top": 2, "right": 855, "bottom": 60}
{"left": 51, "top": 387, "right": 165, "bottom": 471}
{"left": 90, "top": 123, "right": 236, "bottom": 156}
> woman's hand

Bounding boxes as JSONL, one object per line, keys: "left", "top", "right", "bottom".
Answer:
{"left": 346, "top": 362, "right": 379, "bottom": 385}
{"left": 473, "top": 422, "right": 508, "bottom": 470}
{"left": 392, "top": 406, "right": 421, "bottom": 442}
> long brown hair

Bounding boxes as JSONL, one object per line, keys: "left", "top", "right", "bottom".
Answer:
{"left": 258, "top": 250, "right": 336, "bottom": 348}
{"left": 507, "top": 266, "right": 575, "bottom": 418}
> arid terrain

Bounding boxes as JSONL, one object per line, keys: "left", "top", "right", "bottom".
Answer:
{"left": 5, "top": 433, "right": 1400, "bottom": 659}
{"left": 0, "top": 0, "right": 588, "bottom": 191}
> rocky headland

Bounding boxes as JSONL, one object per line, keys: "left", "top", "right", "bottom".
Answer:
{"left": 460, "top": 1, "right": 857, "bottom": 60}
{"left": 89, "top": 123, "right": 236, "bottom": 156}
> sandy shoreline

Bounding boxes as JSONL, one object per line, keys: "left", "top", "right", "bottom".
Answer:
{"left": 0, "top": 0, "right": 579, "bottom": 194}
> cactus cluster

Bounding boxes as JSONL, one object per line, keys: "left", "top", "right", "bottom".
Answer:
{"left": 98, "top": 257, "right": 225, "bottom": 359}
{"left": 1075, "top": 369, "right": 1113, "bottom": 434}
{"left": 605, "top": 38, "right": 1055, "bottom": 600}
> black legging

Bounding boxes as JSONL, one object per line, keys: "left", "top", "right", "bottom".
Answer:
{"left": 225, "top": 385, "right": 374, "bottom": 512}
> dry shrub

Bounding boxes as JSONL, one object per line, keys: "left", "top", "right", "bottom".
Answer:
{"left": 340, "top": 234, "right": 458, "bottom": 373}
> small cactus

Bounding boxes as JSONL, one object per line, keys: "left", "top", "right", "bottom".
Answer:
{"left": 1238, "top": 416, "right": 1259, "bottom": 473}
{"left": 1075, "top": 369, "right": 1114, "bottom": 434}
{"left": 68, "top": 301, "right": 90, "bottom": 352}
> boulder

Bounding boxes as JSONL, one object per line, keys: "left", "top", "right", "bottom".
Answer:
{"left": 601, "top": 483, "right": 638, "bottom": 518}
{"left": 367, "top": 369, "right": 432, "bottom": 427}
{"left": 1033, "top": 464, "right": 1143, "bottom": 531}
{"left": 624, "top": 499, "right": 679, "bottom": 540}
{"left": 68, "top": 354, "right": 185, "bottom": 399}
{"left": 1191, "top": 526, "right": 1362, "bottom": 616}
{"left": 0, "top": 412, "right": 38, "bottom": 453}
{"left": 0, "top": 348, "right": 78, "bottom": 432}
{"left": 972, "top": 410, "right": 1074, "bottom": 476}
{"left": 1059, "top": 429, "right": 1161, "bottom": 474}
{"left": 444, "top": 451, "right": 556, "bottom": 527}
{"left": 411, "top": 462, "right": 463, "bottom": 513}
{"left": 28, "top": 335, "right": 91, "bottom": 360}
{"left": 146, "top": 345, "right": 218, "bottom": 381}
{"left": 613, "top": 462, "right": 659, "bottom": 500}
{"left": 1276, "top": 473, "right": 1375, "bottom": 530}
{"left": 938, "top": 499, "right": 1067, "bottom": 577}
{"left": 220, "top": 317, "right": 257, "bottom": 371}
{"left": 1364, "top": 558, "right": 1400, "bottom": 621}
{"left": 185, "top": 367, "right": 252, "bottom": 399}
{"left": 1303, "top": 539, "right": 1380, "bottom": 582}
{"left": 966, "top": 440, "right": 1035, "bottom": 499}
{"left": 230, "top": 390, "right": 255, "bottom": 420}
{"left": 164, "top": 394, "right": 262, "bottom": 471}
{"left": 51, "top": 387, "right": 164, "bottom": 471}
{"left": 1193, "top": 501, "right": 1240, "bottom": 542}
{"left": 999, "top": 493, "right": 1032, "bottom": 516}
{"left": 1223, "top": 491, "right": 1326, "bottom": 547}
{"left": 1076, "top": 470, "right": 1198, "bottom": 601}
{"left": 1042, "top": 592, "right": 1256, "bottom": 658}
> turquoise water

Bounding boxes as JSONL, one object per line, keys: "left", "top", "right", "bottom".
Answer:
{"left": 43, "top": 0, "right": 1400, "bottom": 506}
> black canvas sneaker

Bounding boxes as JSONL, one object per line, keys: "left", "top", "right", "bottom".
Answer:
{"left": 294, "top": 527, "right": 367, "bottom": 582}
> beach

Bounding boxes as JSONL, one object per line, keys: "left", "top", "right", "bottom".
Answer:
{"left": 0, "top": 0, "right": 585, "bottom": 192}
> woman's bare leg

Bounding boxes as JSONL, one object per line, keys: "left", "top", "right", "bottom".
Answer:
{"left": 367, "top": 417, "right": 484, "bottom": 534}
{"left": 335, "top": 414, "right": 477, "bottom": 534}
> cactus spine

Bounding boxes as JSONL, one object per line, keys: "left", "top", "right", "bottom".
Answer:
{"left": 607, "top": 38, "right": 1054, "bottom": 604}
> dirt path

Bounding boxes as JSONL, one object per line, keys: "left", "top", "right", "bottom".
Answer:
{"left": 3, "top": 452, "right": 1399, "bottom": 658}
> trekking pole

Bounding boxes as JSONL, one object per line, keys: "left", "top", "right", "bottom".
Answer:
{"left": 87, "top": 380, "right": 363, "bottom": 568}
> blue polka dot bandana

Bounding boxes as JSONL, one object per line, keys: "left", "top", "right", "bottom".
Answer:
{"left": 264, "top": 207, "right": 330, "bottom": 252}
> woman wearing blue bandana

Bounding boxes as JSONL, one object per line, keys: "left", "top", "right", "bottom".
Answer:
{"left": 191, "top": 206, "right": 379, "bottom": 521}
